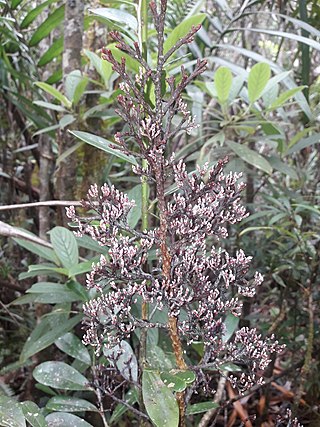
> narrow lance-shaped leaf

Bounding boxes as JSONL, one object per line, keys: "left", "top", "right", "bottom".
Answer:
{"left": 69, "top": 130, "right": 138, "bottom": 165}
{"left": 29, "top": 5, "right": 65, "bottom": 47}
{"left": 227, "top": 141, "right": 273, "bottom": 175}
{"left": 35, "top": 82, "right": 72, "bottom": 108}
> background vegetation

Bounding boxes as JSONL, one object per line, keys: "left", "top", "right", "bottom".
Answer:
{"left": 0, "top": 0, "right": 320, "bottom": 425}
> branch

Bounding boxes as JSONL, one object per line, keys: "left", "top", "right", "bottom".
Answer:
{"left": 0, "top": 220, "right": 53, "bottom": 248}
{"left": 0, "top": 200, "right": 81, "bottom": 211}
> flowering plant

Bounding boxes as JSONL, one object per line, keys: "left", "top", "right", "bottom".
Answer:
{"left": 67, "top": 1, "right": 283, "bottom": 425}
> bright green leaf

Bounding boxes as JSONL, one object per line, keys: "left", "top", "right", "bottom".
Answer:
{"left": 29, "top": 5, "right": 65, "bottom": 46}
{"left": 248, "top": 62, "right": 271, "bottom": 103}
{"left": 35, "top": 82, "right": 71, "bottom": 108}
{"left": 21, "top": 0, "right": 58, "bottom": 28}
{"left": 269, "top": 86, "right": 306, "bottom": 110}
{"left": 214, "top": 66, "right": 233, "bottom": 103}
{"left": 38, "top": 37, "right": 63, "bottom": 67}
{"left": 33, "top": 101, "right": 67, "bottom": 112}
{"left": 164, "top": 14, "right": 206, "bottom": 55}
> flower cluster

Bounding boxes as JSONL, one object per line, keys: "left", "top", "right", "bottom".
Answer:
{"left": 67, "top": 1, "right": 284, "bottom": 404}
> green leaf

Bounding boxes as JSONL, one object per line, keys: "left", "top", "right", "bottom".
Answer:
{"left": 147, "top": 346, "right": 174, "bottom": 370}
{"left": 38, "top": 37, "right": 63, "bottom": 67}
{"left": 164, "top": 14, "right": 206, "bottom": 55}
{"left": 286, "top": 133, "right": 320, "bottom": 155}
{"left": 68, "top": 260, "right": 95, "bottom": 277}
{"left": 20, "top": 401, "right": 47, "bottom": 427}
{"left": 45, "top": 413, "right": 93, "bottom": 426}
{"left": 214, "top": 67, "right": 233, "bottom": 103}
{"left": 248, "top": 62, "right": 271, "bottom": 103}
{"left": 106, "top": 43, "right": 139, "bottom": 73}
{"left": 223, "top": 314, "right": 239, "bottom": 343}
{"left": 20, "top": 314, "right": 82, "bottom": 362}
{"left": 218, "top": 362, "right": 242, "bottom": 372}
{"left": 46, "top": 397, "right": 97, "bottom": 413}
{"left": 35, "top": 82, "right": 71, "bottom": 108}
{"left": 126, "top": 184, "right": 149, "bottom": 228}
{"left": 160, "top": 370, "right": 196, "bottom": 392}
{"left": 84, "top": 49, "right": 112, "bottom": 87}
{"left": 268, "top": 156, "right": 298, "bottom": 180}
{"left": 29, "top": 5, "right": 65, "bottom": 46}
{"left": 55, "top": 333, "right": 91, "bottom": 364}
{"left": 269, "top": 86, "right": 305, "bottom": 110}
{"left": 104, "top": 341, "right": 138, "bottom": 382}
{"left": 50, "top": 226, "right": 79, "bottom": 269}
{"left": 142, "top": 370, "right": 179, "bottom": 427}
{"left": 110, "top": 389, "right": 138, "bottom": 425}
{"left": 33, "top": 101, "right": 67, "bottom": 112}
{"left": 186, "top": 401, "right": 219, "bottom": 415}
{"left": 65, "top": 70, "right": 88, "bottom": 104}
{"left": 90, "top": 8, "right": 137, "bottom": 31}
{"left": 226, "top": 141, "right": 272, "bottom": 175}
{"left": 13, "top": 238, "right": 58, "bottom": 263}
{"left": 0, "top": 396, "right": 26, "bottom": 427}
{"left": 19, "top": 264, "right": 68, "bottom": 280}
{"left": 69, "top": 131, "right": 138, "bottom": 165}
{"left": 26, "top": 282, "right": 81, "bottom": 304}
{"left": 21, "top": 0, "right": 58, "bottom": 28}
{"left": 34, "top": 362, "right": 89, "bottom": 391}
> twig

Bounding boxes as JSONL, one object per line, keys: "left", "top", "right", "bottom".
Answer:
{"left": 0, "top": 200, "right": 81, "bottom": 211}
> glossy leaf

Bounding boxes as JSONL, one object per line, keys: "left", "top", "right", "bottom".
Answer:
{"left": 35, "top": 82, "right": 71, "bottom": 108}
{"left": 46, "top": 397, "right": 97, "bottom": 413}
{"left": 164, "top": 14, "right": 206, "bottom": 55}
{"left": 84, "top": 49, "right": 112, "bottom": 86}
{"left": 90, "top": 8, "right": 137, "bottom": 31}
{"left": 214, "top": 66, "right": 232, "bottom": 103}
{"left": 223, "top": 314, "right": 239, "bottom": 343}
{"left": 50, "top": 226, "right": 79, "bottom": 269}
{"left": 20, "top": 314, "right": 82, "bottom": 362}
{"left": 34, "top": 362, "right": 89, "bottom": 391}
{"left": 55, "top": 333, "right": 91, "bottom": 364}
{"left": 248, "top": 62, "right": 271, "bottom": 103}
{"left": 142, "top": 370, "right": 179, "bottom": 427}
{"left": 29, "top": 5, "right": 65, "bottom": 47}
{"left": 45, "top": 413, "right": 93, "bottom": 426}
{"left": 70, "top": 131, "right": 138, "bottom": 165}
{"left": 227, "top": 141, "right": 272, "bottom": 175}
{"left": 126, "top": 184, "right": 149, "bottom": 228}
{"left": 0, "top": 396, "right": 26, "bottom": 427}
{"left": 20, "top": 401, "right": 47, "bottom": 427}
{"left": 104, "top": 341, "right": 138, "bottom": 382}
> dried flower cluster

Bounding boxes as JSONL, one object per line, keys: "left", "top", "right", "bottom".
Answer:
{"left": 67, "top": 0, "right": 284, "bottom": 419}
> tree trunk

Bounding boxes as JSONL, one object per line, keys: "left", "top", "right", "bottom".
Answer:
{"left": 56, "top": 0, "right": 84, "bottom": 222}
